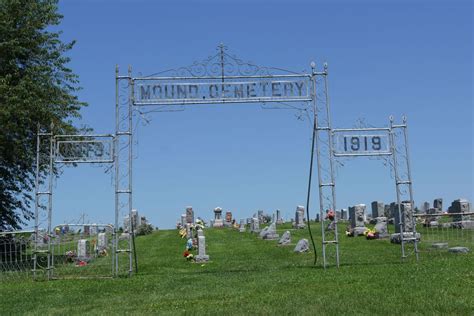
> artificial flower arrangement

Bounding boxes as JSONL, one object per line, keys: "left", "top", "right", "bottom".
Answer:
{"left": 364, "top": 228, "right": 379, "bottom": 240}
{"left": 183, "top": 250, "right": 194, "bottom": 261}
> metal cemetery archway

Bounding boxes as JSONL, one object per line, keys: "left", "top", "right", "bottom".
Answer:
{"left": 115, "top": 44, "right": 418, "bottom": 269}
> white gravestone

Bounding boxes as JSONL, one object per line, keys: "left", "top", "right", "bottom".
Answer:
{"left": 278, "top": 231, "right": 291, "bottom": 245}
{"left": 97, "top": 232, "right": 107, "bottom": 250}
{"left": 77, "top": 239, "right": 90, "bottom": 259}
{"left": 294, "top": 239, "right": 309, "bottom": 253}
{"left": 213, "top": 207, "right": 224, "bottom": 228}
{"left": 374, "top": 217, "right": 388, "bottom": 238}
{"left": 186, "top": 223, "right": 192, "bottom": 239}
{"left": 262, "top": 222, "right": 279, "bottom": 240}
{"left": 251, "top": 217, "right": 260, "bottom": 233}
{"left": 195, "top": 235, "right": 209, "bottom": 262}
{"left": 239, "top": 219, "right": 246, "bottom": 233}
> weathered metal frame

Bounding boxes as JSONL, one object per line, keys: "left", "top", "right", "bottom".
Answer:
{"left": 33, "top": 126, "right": 117, "bottom": 280}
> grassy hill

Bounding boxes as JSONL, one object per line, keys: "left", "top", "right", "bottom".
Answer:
{"left": 0, "top": 223, "right": 473, "bottom": 315}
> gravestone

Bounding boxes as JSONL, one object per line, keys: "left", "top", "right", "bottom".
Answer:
{"left": 77, "top": 239, "right": 90, "bottom": 259}
{"left": 433, "top": 198, "right": 443, "bottom": 212}
{"left": 180, "top": 214, "right": 186, "bottom": 227}
{"left": 251, "top": 217, "right": 260, "bottom": 233}
{"left": 422, "top": 201, "right": 430, "bottom": 213}
{"left": 186, "top": 206, "right": 194, "bottom": 224}
{"left": 340, "top": 209, "right": 347, "bottom": 221}
{"left": 239, "top": 219, "right": 246, "bottom": 232}
{"left": 374, "top": 217, "right": 388, "bottom": 238}
{"left": 425, "top": 208, "right": 438, "bottom": 226}
{"left": 195, "top": 235, "right": 210, "bottom": 262}
{"left": 84, "top": 225, "right": 90, "bottom": 236}
{"left": 97, "top": 232, "right": 107, "bottom": 250}
{"left": 257, "top": 210, "right": 264, "bottom": 223}
{"left": 197, "top": 228, "right": 204, "bottom": 237}
{"left": 276, "top": 209, "right": 283, "bottom": 224}
{"left": 224, "top": 211, "right": 233, "bottom": 227}
{"left": 262, "top": 223, "right": 279, "bottom": 240}
{"left": 349, "top": 204, "right": 367, "bottom": 235}
{"left": 448, "top": 247, "right": 469, "bottom": 254}
{"left": 293, "top": 205, "right": 306, "bottom": 229}
{"left": 278, "top": 231, "right": 291, "bottom": 245}
{"left": 394, "top": 202, "right": 414, "bottom": 233}
{"left": 186, "top": 223, "right": 192, "bottom": 239}
{"left": 259, "top": 226, "right": 269, "bottom": 238}
{"left": 294, "top": 239, "right": 309, "bottom": 253}
{"left": 431, "top": 243, "right": 448, "bottom": 249}
{"left": 448, "top": 199, "right": 471, "bottom": 222}
{"left": 371, "top": 201, "right": 385, "bottom": 218}
{"left": 213, "top": 207, "right": 224, "bottom": 228}
{"left": 390, "top": 232, "right": 420, "bottom": 244}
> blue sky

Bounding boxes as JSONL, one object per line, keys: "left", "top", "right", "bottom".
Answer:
{"left": 36, "top": 0, "right": 472, "bottom": 229}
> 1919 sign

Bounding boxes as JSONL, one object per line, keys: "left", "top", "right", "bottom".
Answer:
{"left": 333, "top": 131, "right": 391, "bottom": 156}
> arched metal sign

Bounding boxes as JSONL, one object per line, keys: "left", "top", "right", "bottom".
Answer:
{"left": 115, "top": 44, "right": 418, "bottom": 270}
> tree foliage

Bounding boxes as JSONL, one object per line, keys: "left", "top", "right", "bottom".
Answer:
{"left": 0, "top": 0, "right": 86, "bottom": 230}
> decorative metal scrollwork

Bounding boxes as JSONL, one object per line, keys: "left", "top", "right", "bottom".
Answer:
{"left": 142, "top": 43, "right": 302, "bottom": 78}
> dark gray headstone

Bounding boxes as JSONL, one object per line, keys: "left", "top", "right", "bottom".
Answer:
{"left": 448, "top": 199, "right": 470, "bottom": 222}
{"left": 448, "top": 247, "right": 470, "bottom": 254}
{"left": 185, "top": 206, "right": 194, "bottom": 224}
{"left": 394, "top": 202, "right": 414, "bottom": 233}
{"left": 349, "top": 204, "right": 367, "bottom": 235}
{"left": 433, "top": 198, "right": 443, "bottom": 212}
{"left": 371, "top": 201, "right": 385, "bottom": 218}
{"left": 294, "top": 205, "right": 306, "bottom": 229}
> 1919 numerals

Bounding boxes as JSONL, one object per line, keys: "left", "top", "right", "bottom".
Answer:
{"left": 344, "top": 136, "right": 382, "bottom": 152}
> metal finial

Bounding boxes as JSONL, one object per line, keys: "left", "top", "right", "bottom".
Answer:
{"left": 402, "top": 115, "right": 407, "bottom": 123}
{"left": 389, "top": 115, "right": 394, "bottom": 122}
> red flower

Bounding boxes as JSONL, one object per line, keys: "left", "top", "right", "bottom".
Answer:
{"left": 183, "top": 250, "right": 190, "bottom": 257}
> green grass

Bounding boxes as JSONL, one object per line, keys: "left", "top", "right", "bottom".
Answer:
{"left": 0, "top": 223, "right": 473, "bottom": 315}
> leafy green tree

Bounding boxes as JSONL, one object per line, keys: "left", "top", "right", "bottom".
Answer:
{"left": 0, "top": 0, "right": 86, "bottom": 230}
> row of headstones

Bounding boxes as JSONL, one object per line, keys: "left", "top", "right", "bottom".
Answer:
{"left": 182, "top": 214, "right": 209, "bottom": 263}
{"left": 235, "top": 206, "right": 306, "bottom": 232}
{"left": 347, "top": 203, "right": 421, "bottom": 244}
{"left": 423, "top": 198, "right": 472, "bottom": 228}
{"left": 212, "top": 207, "right": 286, "bottom": 228}
{"left": 238, "top": 215, "right": 310, "bottom": 253}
